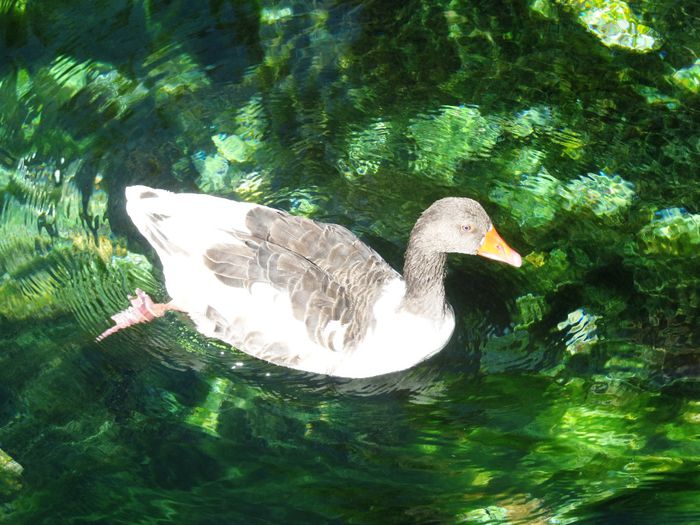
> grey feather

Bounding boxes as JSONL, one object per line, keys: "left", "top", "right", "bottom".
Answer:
{"left": 203, "top": 209, "right": 398, "bottom": 351}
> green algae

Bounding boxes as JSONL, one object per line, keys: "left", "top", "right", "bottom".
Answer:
{"left": 0, "top": 448, "right": 22, "bottom": 495}
{"left": 514, "top": 293, "right": 549, "bottom": 329}
{"left": 212, "top": 133, "right": 252, "bottom": 164}
{"left": 559, "top": 171, "right": 635, "bottom": 219}
{"left": 0, "top": 0, "right": 699, "bottom": 523}
{"left": 185, "top": 377, "right": 233, "bottom": 436}
{"left": 0, "top": 158, "right": 158, "bottom": 331}
{"left": 489, "top": 167, "right": 561, "bottom": 229}
{"left": 533, "top": 0, "right": 662, "bottom": 52}
{"left": 144, "top": 49, "right": 211, "bottom": 101}
{"left": 672, "top": 59, "right": 700, "bottom": 95}
{"left": 638, "top": 208, "right": 700, "bottom": 257}
{"left": 408, "top": 105, "right": 501, "bottom": 184}
{"left": 342, "top": 119, "right": 395, "bottom": 179}
{"left": 574, "top": 0, "right": 661, "bottom": 52}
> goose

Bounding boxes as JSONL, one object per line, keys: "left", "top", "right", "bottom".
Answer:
{"left": 97, "top": 186, "right": 522, "bottom": 378}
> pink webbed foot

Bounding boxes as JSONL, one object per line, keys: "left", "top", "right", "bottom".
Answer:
{"left": 96, "top": 288, "right": 179, "bottom": 341}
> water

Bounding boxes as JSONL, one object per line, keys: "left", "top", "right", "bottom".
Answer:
{"left": 1, "top": 1, "right": 699, "bottom": 523}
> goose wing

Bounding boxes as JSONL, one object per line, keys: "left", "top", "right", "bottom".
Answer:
{"left": 204, "top": 206, "right": 399, "bottom": 352}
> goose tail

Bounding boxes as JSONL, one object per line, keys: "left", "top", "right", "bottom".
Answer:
{"left": 125, "top": 185, "right": 190, "bottom": 259}
{"left": 124, "top": 185, "right": 261, "bottom": 260}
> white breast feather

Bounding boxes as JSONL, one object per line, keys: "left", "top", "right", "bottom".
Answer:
{"left": 331, "top": 278, "right": 455, "bottom": 378}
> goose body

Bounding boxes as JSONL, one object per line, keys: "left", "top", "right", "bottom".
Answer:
{"left": 102, "top": 186, "right": 521, "bottom": 378}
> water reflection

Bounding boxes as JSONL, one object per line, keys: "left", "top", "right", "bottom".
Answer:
{"left": 1, "top": 0, "right": 699, "bottom": 522}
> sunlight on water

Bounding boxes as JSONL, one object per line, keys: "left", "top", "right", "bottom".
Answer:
{"left": 0, "top": 0, "right": 699, "bottom": 523}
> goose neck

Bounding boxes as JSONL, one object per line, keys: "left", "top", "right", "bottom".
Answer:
{"left": 401, "top": 242, "right": 448, "bottom": 319}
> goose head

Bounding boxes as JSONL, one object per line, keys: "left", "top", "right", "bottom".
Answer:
{"left": 409, "top": 197, "right": 522, "bottom": 267}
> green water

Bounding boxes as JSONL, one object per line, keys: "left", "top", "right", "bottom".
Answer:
{"left": 1, "top": 0, "right": 699, "bottom": 523}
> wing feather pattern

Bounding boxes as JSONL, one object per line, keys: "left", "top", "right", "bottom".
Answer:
{"left": 203, "top": 207, "right": 398, "bottom": 352}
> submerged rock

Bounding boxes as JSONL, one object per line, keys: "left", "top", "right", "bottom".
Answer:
{"left": 459, "top": 505, "right": 509, "bottom": 523}
{"left": 560, "top": 171, "right": 635, "bottom": 218}
{"left": 342, "top": 119, "right": 394, "bottom": 179}
{"left": 260, "top": 6, "right": 294, "bottom": 24}
{"left": 634, "top": 85, "right": 680, "bottom": 110}
{"left": 557, "top": 308, "right": 600, "bottom": 354}
{"left": 529, "top": 0, "right": 559, "bottom": 20}
{"left": 86, "top": 68, "right": 149, "bottom": 119}
{"left": 192, "top": 151, "right": 231, "bottom": 193}
{"left": 603, "top": 342, "right": 665, "bottom": 381}
{"left": 532, "top": 0, "right": 661, "bottom": 52}
{"left": 638, "top": 208, "right": 700, "bottom": 257}
{"left": 144, "top": 49, "right": 210, "bottom": 101}
{"left": 631, "top": 208, "right": 700, "bottom": 323}
{"left": 671, "top": 59, "right": 700, "bottom": 95}
{"left": 506, "top": 106, "right": 555, "bottom": 138}
{"left": 490, "top": 166, "right": 561, "bottom": 229}
{"left": 0, "top": 449, "right": 22, "bottom": 477}
{"left": 570, "top": 0, "right": 661, "bottom": 52}
{"left": 212, "top": 133, "right": 253, "bottom": 164}
{"left": 0, "top": 448, "right": 23, "bottom": 494}
{"left": 408, "top": 105, "right": 501, "bottom": 183}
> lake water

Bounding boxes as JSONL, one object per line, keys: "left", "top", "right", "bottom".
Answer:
{"left": 1, "top": 1, "right": 699, "bottom": 523}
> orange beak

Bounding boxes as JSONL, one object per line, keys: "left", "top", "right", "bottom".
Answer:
{"left": 477, "top": 226, "right": 522, "bottom": 267}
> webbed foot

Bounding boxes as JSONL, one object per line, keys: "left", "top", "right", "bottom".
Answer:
{"left": 96, "top": 288, "right": 178, "bottom": 341}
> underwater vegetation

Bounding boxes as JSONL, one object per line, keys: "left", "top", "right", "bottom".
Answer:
{"left": 0, "top": 158, "right": 157, "bottom": 330}
{"left": 0, "top": 0, "right": 698, "bottom": 522}
{"left": 0, "top": 448, "right": 22, "bottom": 495}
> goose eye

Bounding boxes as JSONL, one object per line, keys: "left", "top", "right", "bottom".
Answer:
{"left": 461, "top": 224, "right": 472, "bottom": 232}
